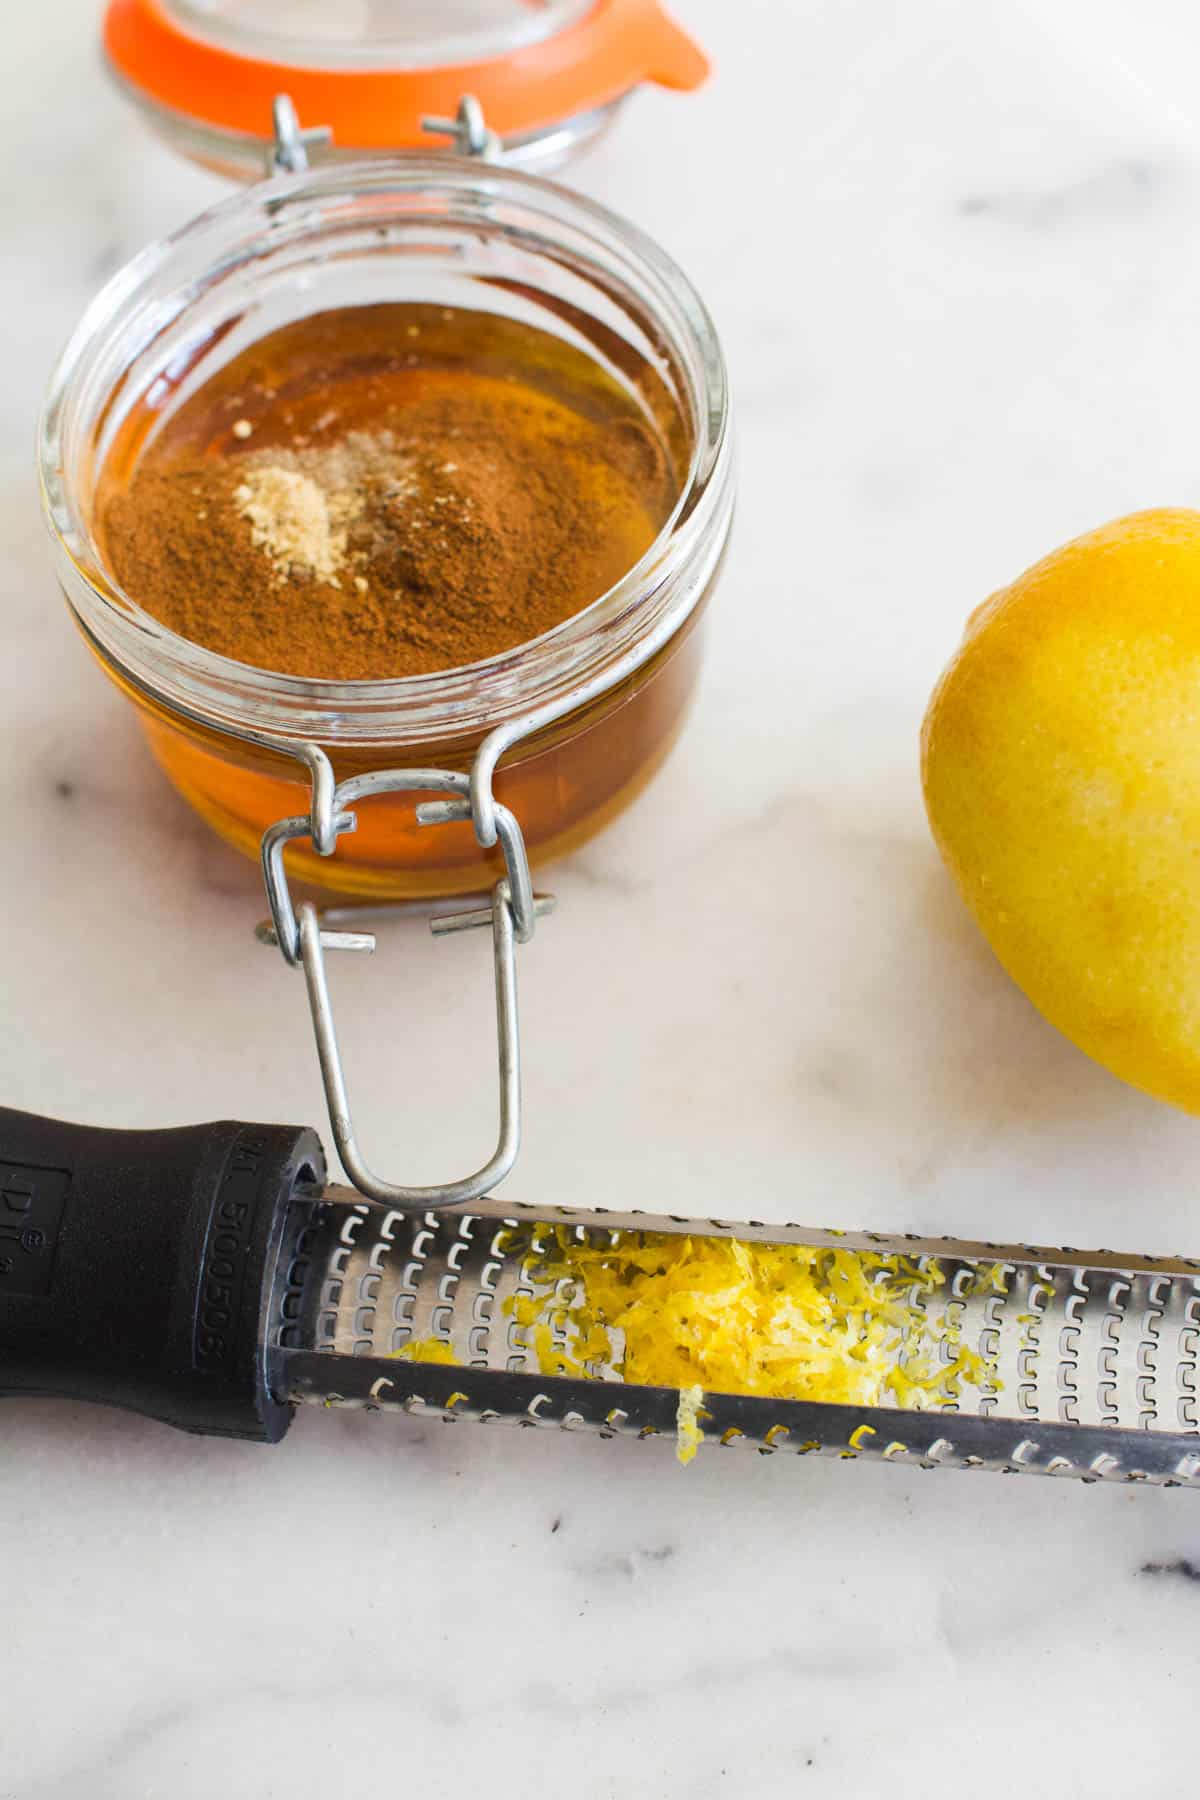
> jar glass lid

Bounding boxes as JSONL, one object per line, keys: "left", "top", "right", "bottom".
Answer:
{"left": 164, "top": 0, "right": 596, "bottom": 71}
{"left": 104, "top": 0, "right": 709, "bottom": 166}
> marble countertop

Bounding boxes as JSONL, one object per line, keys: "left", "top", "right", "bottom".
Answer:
{"left": 6, "top": 1, "right": 1200, "bottom": 1793}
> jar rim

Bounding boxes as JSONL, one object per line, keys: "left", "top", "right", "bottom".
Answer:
{"left": 39, "top": 154, "right": 733, "bottom": 749}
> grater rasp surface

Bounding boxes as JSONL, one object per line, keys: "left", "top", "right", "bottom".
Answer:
{"left": 271, "top": 1193, "right": 1200, "bottom": 1486}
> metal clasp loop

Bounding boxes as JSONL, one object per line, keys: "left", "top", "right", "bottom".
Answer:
{"left": 257, "top": 762, "right": 539, "bottom": 1208}
{"left": 297, "top": 884, "right": 520, "bottom": 1208}
{"left": 260, "top": 766, "right": 535, "bottom": 964}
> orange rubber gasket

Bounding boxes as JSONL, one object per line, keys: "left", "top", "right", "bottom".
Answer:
{"left": 103, "top": 0, "right": 709, "bottom": 148}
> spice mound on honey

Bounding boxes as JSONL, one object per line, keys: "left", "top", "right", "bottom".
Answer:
{"left": 100, "top": 304, "right": 680, "bottom": 681}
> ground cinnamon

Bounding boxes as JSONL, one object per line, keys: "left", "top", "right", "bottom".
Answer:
{"left": 100, "top": 304, "right": 677, "bottom": 681}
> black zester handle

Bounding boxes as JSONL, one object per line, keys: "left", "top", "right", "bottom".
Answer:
{"left": 0, "top": 1108, "right": 323, "bottom": 1440}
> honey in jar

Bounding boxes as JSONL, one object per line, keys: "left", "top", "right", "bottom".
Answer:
{"left": 42, "top": 161, "right": 733, "bottom": 899}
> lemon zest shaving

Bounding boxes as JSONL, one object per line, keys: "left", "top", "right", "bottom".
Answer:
{"left": 675, "top": 1385, "right": 706, "bottom": 1465}
{"left": 511, "top": 1230, "right": 994, "bottom": 1421}
{"left": 392, "top": 1339, "right": 458, "bottom": 1365}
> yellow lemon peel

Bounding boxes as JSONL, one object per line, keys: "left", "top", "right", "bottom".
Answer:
{"left": 922, "top": 508, "right": 1200, "bottom": 1113}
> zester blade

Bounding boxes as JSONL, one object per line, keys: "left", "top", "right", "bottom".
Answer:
{"left": 271, "top": 1192, "right": 1200, "bottom": 1487}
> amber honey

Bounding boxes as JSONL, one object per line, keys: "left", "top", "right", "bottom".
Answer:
{"left": 109, "top": 620, "right": 705, "bottom": 897}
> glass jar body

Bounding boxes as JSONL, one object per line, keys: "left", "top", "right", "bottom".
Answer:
{"left": 42, "top": 159, "right": 732, "bottom": 898}
{"left": 93, "top": 595, "right": 711, "bottom": 897}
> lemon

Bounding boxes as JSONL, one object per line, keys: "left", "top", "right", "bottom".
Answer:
{"left": 922, "top": 508, "right": 1200, "bottom": 1112}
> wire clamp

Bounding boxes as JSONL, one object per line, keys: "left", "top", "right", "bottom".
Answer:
{"left": 258, "top": 749, "right": 549, "bottom": 1208}
{"left": 267, "top": 94, "right": 332, "bottom": 176}
{"left": 421, "top": 94, "right": 503, "bottom": 162}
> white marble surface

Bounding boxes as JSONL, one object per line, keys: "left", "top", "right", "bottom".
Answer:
{"left": 6, "top": 1, "right": 1200, "bottom": 1793}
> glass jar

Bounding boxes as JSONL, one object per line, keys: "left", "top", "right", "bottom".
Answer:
{"left": 40, "top": 157, "right": 732, "bottom": 900}
{"left": 103, "top": 0, "right": 710, "bottom": 178}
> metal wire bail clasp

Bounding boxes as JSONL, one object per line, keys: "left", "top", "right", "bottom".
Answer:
{"left": 259, "top": 753, "right": 540, "bottom": 1208}
{"left": 421, "top": 94, "right": 503, "bottom": 162}
{"left": 267, "top": 94, "right": 332, "bottom": 175}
